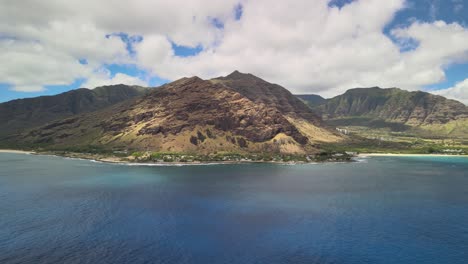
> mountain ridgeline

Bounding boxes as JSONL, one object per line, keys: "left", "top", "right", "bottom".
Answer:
{"left": 296, "top": 94, "right": 326, "bottom": 107}
{"left": 0, "top": 85, "right": 149, "bottom": 137}
{"left": 3, "top": 75, "right": 467, "bottom": 157}
{"left": 298, "top": 87, "right": 468, "bottom": 138}
{"left": 4, "top": 71, "right": 342, "bottom": 155}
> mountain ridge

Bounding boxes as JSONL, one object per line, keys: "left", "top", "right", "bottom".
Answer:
{"left": 315, "top": 87, "right": 468, "bottom": 124}
{"left": 0, "top": 84, "right": 149, "bottom": 137}
{"left": 6, "top": 71, "right": 342, "bottom": 155}
{"left": 3, "top": 76, "right": 466, "bottom": 158}
{"left": 299, "top": 86, "right": 468, "bottom": 138}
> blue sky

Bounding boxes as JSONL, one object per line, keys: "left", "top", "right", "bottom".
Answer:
{"left": 1, "top": 0, "right": 468, "bottom": 103}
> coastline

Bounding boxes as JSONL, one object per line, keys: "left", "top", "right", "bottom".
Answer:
{"left": 359, "top": 153, "right": 468, "bottom": 157}
{"left": 0, "top": 149, "right": 35, "bottom": 154}
{"left": 3, "top": 149, "right": 466, "bottom": 166}
{"left": 0, "top": 149, "right": 310, "bottom": 165}
{"left": 64, "top": 154, "right": 312, "bottom": 166}
{"left": 0, "top": 149, "right": 348, "bottom": 165}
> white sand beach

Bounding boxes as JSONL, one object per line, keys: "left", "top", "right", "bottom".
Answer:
{"left": 0, "top": 149, "right": 35, "bottom": 154}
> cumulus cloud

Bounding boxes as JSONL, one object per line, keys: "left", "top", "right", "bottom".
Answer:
{"left": 1, "top": 0, "right": 468, "bottom": 97}
{"left": 133, "top": 0, "right": 468, "bottom": 96}
{"left": 136, "top": 0, "right": 408, "bottom": 95}
{"left": 0, "top": 0, "right": 237, "bottom": 92}
{"left": 432, "top": 79, "right": 468, "bottom": 105}
{"left": 0, "top": 21, "right": 128, "bottom": 92}
{"left": 82, "top": 68, "right": 148, "bottom": 88}
{"left": 0, "top": 38, "right": 90, "bottom": 92}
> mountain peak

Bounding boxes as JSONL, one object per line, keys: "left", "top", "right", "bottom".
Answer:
{"left": 225, "top": 70, "right": 261, "bottom": 81}
{"left": 343, "top": 87, "right": 403, "bottom": 96}
{"left": 227, "top": 70, "right": 244, "bottom": 77}
{"left": 166, "top": 76, "right": 204, "bottom": 88}
{"left": 186, "top": 76, "right": 203, "bottom": 81}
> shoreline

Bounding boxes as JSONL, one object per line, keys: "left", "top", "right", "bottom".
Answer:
{"left": 359, "top": 153, "right": 468, "bottom": 157}
{"left": 0, "top": 149, "right": 315, "bottom": 165}
{"left": 0, "top": 149, "right": 35, "bottom": 154}
{"left": 63, "top": 154, "right": 314, "bottom": 166}
{"left": 2, "top": 149, "right": 467, "bottom": 166}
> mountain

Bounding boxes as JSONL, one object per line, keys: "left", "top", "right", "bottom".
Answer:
{"left": 9, "top": 71, "right": 343, "bottom": 155}
{"left": 211, "top": 71, "right": 324, "bottom": 126}
{"left": 312, "top": 87, "right": 468, "bottom": 138}
{"left": 296, "top": 94, "right": 326, "bottom": 107}
{"left": 0, "top": 85, "right": 149, "bottom": 137}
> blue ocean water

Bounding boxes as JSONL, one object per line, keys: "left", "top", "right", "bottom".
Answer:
{"left": 0, "top": 153, "right": 467, "bottom": 264}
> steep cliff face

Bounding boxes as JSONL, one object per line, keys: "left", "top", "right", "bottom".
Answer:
{"left": 0, "top": 85, "right": 149, "bottom": 137}
{"left": 13, "top": 72, "right": 342, "bottom": 154}
{"left": 312, "top": 87, "right": 468, "bottom": 138}
{"left": 315, "top": 87, "right": 467, "bottom": 125}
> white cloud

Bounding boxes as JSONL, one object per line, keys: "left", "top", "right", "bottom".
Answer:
{"left": 82, "top": 69, "right": 148, "bottom": 88}
{"left": 0, "top": 0, "right": 237, "bottom": 92}
{"left": 432, "top": 79, "right": 468, "bottom": 105}
{"left": 136, "top": 0, "right": 409, "bottom": 96}
{"left": 1, "top": 0, "right": 468, "bottom": 98}
{"left": 0, "top": 38, "right": 92, "bottom": 92}
{"left": 134, "top": 0, "right": 468, "bottom": 96}
{"left": 134, "top": 35, "right": 173, "bottom": 70}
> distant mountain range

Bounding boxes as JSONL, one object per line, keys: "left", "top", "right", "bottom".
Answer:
{"left": 0, "top": 85, "right": 148, "bottom": 137}
{"left": 297, "top": 87, "right": 468, "bottom": 138}
{"left": 1, "top": 71, "right": 342, "bottom": 155}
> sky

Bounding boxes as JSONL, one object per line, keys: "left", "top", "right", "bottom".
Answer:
{"left": 0, "top": 0, "right": 468, "bottom": 104}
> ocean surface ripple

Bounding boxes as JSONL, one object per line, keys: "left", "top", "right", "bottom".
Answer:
{"left": 0, "top": 153, "right": 467, "bottom": 264}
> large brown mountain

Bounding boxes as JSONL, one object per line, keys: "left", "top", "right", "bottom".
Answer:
{"left": 11, "top": 71, "right": 342, "bottom": 154}
{"left": 309, "top": 87, "right": 468, "bottom": 138}
{"left": 0, "top": 84, "right": 149, "bottom": 137}
{"left": 212, "top": 71, "right": 325, "bottom": 126}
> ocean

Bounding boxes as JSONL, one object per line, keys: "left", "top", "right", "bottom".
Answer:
{"left": 0, "top": 153, "right": 467, "bottom": 264}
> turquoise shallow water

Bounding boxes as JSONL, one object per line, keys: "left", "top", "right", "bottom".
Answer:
{"left": 0, "top": 153, "right": 467, "bottom": 264}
